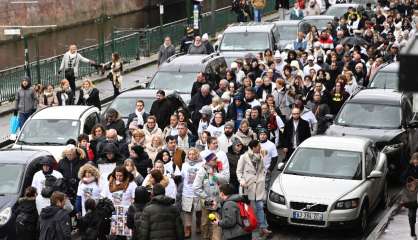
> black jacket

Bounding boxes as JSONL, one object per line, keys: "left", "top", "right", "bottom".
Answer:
{"left": 127, "top": 112, "right": 150, "bottom": 129}
{"left": 132, "top": 147, "right": 153, "bottom": 178}
{"left": 188, "top": 92, "right": 213, "bottom": 123}
{"left": 127, "top": 203, "right": 147, "bottom": 240}
{"left": 79, "top": 210, "right": 101, "bottom": 240}
{"left": 102, "top": 119, "right": 126, "bottom": 139}
{"left": 77, "top": 88, "right": 101, "bottom": 110}
{"left": 57, "top": 157, "right": 87, "bottom": 198}
{"left": 401, "top": 164, "right": 418, "bottom": 184}
{"left": 150, "top": 98, "right": 175, "bottom": 129}
{"left": 138, "top": 195, "right": 184, "bottom": 240}
{"left": 56, "top": 90, "right": 74, "bottom": 106}
{"left": 15, "top": 197, "right": 38, "bottom": 240}
{"left": 97, "top": 142, "right": 125, "bottom": 166}
{"left": 283, "top": 118, "right": 311, "bottom": 150}
{"left": 226, "top": 145, "right": 247, "bottom": 191}
{"left": 39, "top": 206, "right": 71, "bottom": 240}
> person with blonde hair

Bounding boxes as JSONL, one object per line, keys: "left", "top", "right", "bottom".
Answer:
{"left": 129, "top": 129, "right": 146, "bottom": 151}
{"left": 77, "top": 79, "right": 101, "bottom": 110}
{"left": 145, "top": 135, "right": 163, "bottom": 163}
{"left": 124, "top": 158, "right": 145, "bottom": 186}
{"left": 76, "top": 163, "right": 101, "bottom": 216}
{"left": 56, "top": 79, "right": 74, "bottom": 106}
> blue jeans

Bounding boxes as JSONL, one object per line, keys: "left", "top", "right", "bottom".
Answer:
{"left": 252, "top": 200, "right": 268, "bottom": 229}
{"left": 18, "top": 112, "right": 32, "bottom": 129}
{"left": 253, "top": 9, "right": 262, "bottom": 22}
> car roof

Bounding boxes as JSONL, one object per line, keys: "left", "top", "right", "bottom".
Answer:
{"left": 274, "top": 20, "right": 301, "bottom": 26}
{"left": 379, "top": 62, "right": 399, "bottom": 72}
{"left": 0, "top": 149, "right": 50, "bottom": 164}
{"left": 303, "top": 15, "right": 334, "bottom": 20}
{"left": 116, "top": 89, "right": 175, "bottom": 98}
{"left": 300, "top": 136, "right": 370, "bottom": 152}
{"left": 31, "top": 106, "right": 94, "bottom": 120}
{"left": 350, "top": 89, "right": 403, "bottom": 105}
{"left": 224, "top": 22, "right": 276, "bottom": 33}
{"left": 159, "top": 54, "right": 221, "bottom": 72}
{"left": 328, "top": 3, "right": 359, "bottom": 8}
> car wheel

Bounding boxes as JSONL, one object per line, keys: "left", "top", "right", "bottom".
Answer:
{"left": 355, "top": 205, "right": 368, "bottom": 234}
{"left": 379, "top": 180, "right": 388, "bottom": 209}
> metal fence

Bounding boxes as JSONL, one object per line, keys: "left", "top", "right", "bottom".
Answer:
{"left": 0, "top": 0, "right": 287, "bottom": 102}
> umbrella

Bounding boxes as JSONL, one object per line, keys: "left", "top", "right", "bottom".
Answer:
{"left": 341, "top": 36, "right": 369, "bottom": 46}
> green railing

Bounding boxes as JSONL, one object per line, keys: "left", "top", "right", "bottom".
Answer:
{"left": 0, "top": 0, "right": 285, "bottom": 102}
{"left": 0, "top": 33, "right": 140, "bottom": 102}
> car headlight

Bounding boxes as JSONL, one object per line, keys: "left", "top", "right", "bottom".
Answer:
{"left": 269, "top": 190, "right": 286, "bottom": 205}
{"left": 334, "top": 198, "right": 359, "bottom": 210}
{"left": 0, "top": 207, "right": 11, "bottom": 225}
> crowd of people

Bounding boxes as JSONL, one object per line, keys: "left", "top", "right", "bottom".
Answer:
{"left": 11, "top": 0, "right": 418, "bottom": 239}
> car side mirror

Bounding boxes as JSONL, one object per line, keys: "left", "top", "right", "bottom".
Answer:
{"left": 277, "top": 162, "right": 285, "bottom": 171}
{"left": 408, "top": 120, "right": 418, "bottom": 129}
{"left": 367, "top": 170, "right": 383, "bottom": 179}
{"left": 325, "top": 114, "right": 334, "bottom": 121}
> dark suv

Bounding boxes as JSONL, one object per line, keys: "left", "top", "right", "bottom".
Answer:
{"left": 326, "top": 89, "right": 418, "bottom": 176}
{"left": 0, "top": 149, "right": 56, "bottom": 239}
{"left": 149, "top": 53, "right": 227, "bottom": 103}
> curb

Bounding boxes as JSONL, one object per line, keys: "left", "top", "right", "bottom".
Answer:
{"left": 366, "top": 190, "right": 403, "bottom": 240}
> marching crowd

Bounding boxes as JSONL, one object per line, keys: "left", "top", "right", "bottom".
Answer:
{"left": 11, "top": 0, "right": 418, "bottom": 239}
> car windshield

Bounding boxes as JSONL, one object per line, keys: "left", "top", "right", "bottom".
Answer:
{"left": 149, "top": 72, "right": 196, "bottom": 93}
{"left": 220, "top": 32, "right": 270, "bottom": 51}
{"left": 285, "top": 148, "right": 362, "bottom": 180}
{"left": 336, "top": 103, "right": 401, "bottom": 129}
{"left": 369, "top": 71, "right": 398, "bottom": 90}
{"left": 277, "top": 25, "right": 298, "bottom": 40}
{"left": 108, "top": 97, "right": 154, "bottom": 118}
{"left": 0, "top": 164, "right": 24, "bottom": 194}
{"left": 18, "top": 119, "right": 79, "bottom": 145}
{"left": 325, "top": 7, "right": 349, "bottom": 18}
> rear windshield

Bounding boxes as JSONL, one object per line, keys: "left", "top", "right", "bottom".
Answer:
{"left": 220, "top": 32, "right": 270, "bottom": 51}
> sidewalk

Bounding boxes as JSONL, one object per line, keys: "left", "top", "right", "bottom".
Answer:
{"left": 378, "top": 205, "right": 413, "bottom": 240}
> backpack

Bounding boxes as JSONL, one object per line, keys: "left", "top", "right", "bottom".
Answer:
{"left": 95, "top": 198, "right": 115, "bottom": 237}
{"left": 237, "top": 201, "right": 258, "bottom": 233}
{"left": 16, "top": 211, "right": 35, "bottom": 233}
{"left": 41, "top": 175, "right": 58, "bottom": 198}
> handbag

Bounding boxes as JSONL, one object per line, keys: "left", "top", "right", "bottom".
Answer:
{"left": 9, "top": 116, "right": 19, "bottom": 134}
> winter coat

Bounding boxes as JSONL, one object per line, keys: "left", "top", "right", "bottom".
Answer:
{"left": 236, "top": 149, "right": 267, "bottom": 201}
{"left": 235, "top": 129, "right": 257, "bottom": 147}
{"left": 15, "top": 197, "right": 38, "bottom": 240}
{"left": 77, "top": 88, "right": 101, "bottom": 110}
{"left": 102, "top": 118, "right": 126, "bottom": 138}
{"left": 59, "top": 51, "right": 91, "bottom": 77}
{"left": 251, "top": 0, "right": 266, "bottom": 9}
{"left": 311, "top": 103, "right": 330, "bottom": 135}
{"left": 219, "top": 194, "right": 248, "bottom": 240}
{"left": 401, "top": 164, "right": 418, "bottom": 184}
{"left": 79, "top": 209, "right": 101, "bottom": 240}
{"left": 226, "top": 145, "right": 247, "bottom": 190}
{"left": 193, "top": 164, "right": 228, "bottom": 210}
{"left": 131, "top": 149, "right": 153, "bottom": 178}
{"left": 15, "top": 86, "right": 36, "bottom": 113}
{"left": 158, "top": 44, "right": 176, "bottom": 66}
{"left": 39, "top": 206, "right": 71, "bottom": 240}
{"left": 143, "top": 124, "right": 163, "bottom": 146}
{"left": 56, "top": 89, "right": 74, "bottom": 106}
{"left": 283, "top": 118, "right": 311, "bottom": 150}
{"left": 150, "top": 98, "right": 175, "bottom": 129}
{"left": 96, "top": 142, "right": 125, "bottom": 166}
{"left": 188, "top": 92, "right": 213, "bottom": 123}
{"left": 138, "top": 195, "right": 184, "bottom": 240}
{"left": 57, "top": 156, "right": 88, "bottom": 199}
{"left": 127, "top": 202, "right": 147, "bottom": 240}
{"left": 38, "top": 92, "right": 58, "bottom": 109}
{"left": 188, "top": 44, "right": 207, "bottom": 55}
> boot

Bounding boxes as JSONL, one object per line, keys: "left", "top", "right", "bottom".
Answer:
{"left": 196, "top": 211, "right": 202, "bottom": 234}
{"left": 411, "top": 222, "right": 416, "bottom": 237}
{"left": 184, "top": 226, "right": 192, "bottom": 238}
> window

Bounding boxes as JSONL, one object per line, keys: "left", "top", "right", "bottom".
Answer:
{"left": 83, "top": 113, "right": 98, "bottom": 134}
{"left": 365, "top": 147, "right": 376, "bottom": 176}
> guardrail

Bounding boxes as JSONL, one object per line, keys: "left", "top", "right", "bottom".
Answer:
{"left": 0, "top": 0, "right": 287, "bottom": 103}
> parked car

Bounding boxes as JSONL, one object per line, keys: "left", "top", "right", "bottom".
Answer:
{"left": 267, "top": 136, "right": 388, "bottom": 233}
{"left": 102, "top": 89, "right": 188, "bottom": 125}
{"left": 0, "top": 149, "right": 56, "bottom": 239}
{"left": 326, "top": 89, "right": 418, "bottom": 176}
{"left": 13, "top": 106, "right": 101, "bottom": 160}
{"left": 368, "top": 62, "right": 399, "bottom": 90}
{"left": 219, "top": 22, "right": 280, "bottom": 65}
{"left": 148, "top": 53, "right": 227, "bottom": 101}
{"left": 325, "top": 4, "right": 359, "bottom": 18}
{"left": 273, "top": 20, "right": 300, "bottom": 50}
{"left": 299, "top": 15, "right": 334, "bottom": 33}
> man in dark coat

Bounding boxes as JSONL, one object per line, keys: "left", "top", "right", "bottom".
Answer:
{"left": 39, "top": 191, "right": 71, "bottom": 240}
{"left": 226, "top": 137, "right": 247, "bottom": 193}
{"left": 158, "top": 37, "right": 176, "bottom": 66}
{"left": 150, "top": 90, "right": 175, "bottom": 129}
{"left": 97, "top": 142, "right": 125, "bottom": 166}
{"left": 283, "top": 107, "right": 311, "bottom": 160}
{"left": 127, "top": 99, "right": 150, "bottom": 129}
{"left": 138, "top": 183, "right": 184, "bottom": 240}
{"left": 180, "top": 27, "right": 194, "bottom": 54}
{"left": 102, "top": 108, "right": 126, "bottom": 138}
{"left": 128, "top": 186, "right": 151, "bottom": 240}
{"left": 191, "top": 72, "right": 210, "bottom": 98}
{"left": 188, "top": 84, "right": 213, "bottom": 126}
{"left": 130, "top": 145, "right": 153, "bottom": 178}
{"left": 226, "top": 94, "right": 251, "bottom": 129}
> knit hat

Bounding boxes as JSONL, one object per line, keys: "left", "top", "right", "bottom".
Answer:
{"left": 233, "top": 94, "right": 244, "bottom": 101}
{"left": 224, "top": 121, "right": 234, "bottom": 129}
{"left": 205, "top": 153, "right": 217, "bottom": 162}
{"left": 231, "top": 137, "right": 242, "bottom": 147}
{"left": 258, "top": 128, "right": 268, "bottom": 135}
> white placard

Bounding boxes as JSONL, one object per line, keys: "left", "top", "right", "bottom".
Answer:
{"left": 4, "top": 29, "right": 21, "bottom": 35}
{"left": 160, "top": 4, "right": 164, "bottom": 15}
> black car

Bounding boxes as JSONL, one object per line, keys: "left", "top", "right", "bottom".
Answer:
{"left": 0, "top": 149, "right": 56, "bottom": 239}
{"left": 326, "top": 89, "right": 418, "bottom": 177}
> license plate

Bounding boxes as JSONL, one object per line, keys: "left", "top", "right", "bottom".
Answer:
{"left": 292, "top": 211, "right": 323, "bottom": 221}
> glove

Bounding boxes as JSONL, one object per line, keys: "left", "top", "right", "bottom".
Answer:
{"left": 13, "top": 110, "right": 18, "bottom": 116}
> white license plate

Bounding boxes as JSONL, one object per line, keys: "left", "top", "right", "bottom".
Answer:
{"left": 292, "top": 211, "right": 323, "bottom": 221}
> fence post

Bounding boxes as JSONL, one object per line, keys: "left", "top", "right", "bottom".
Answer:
{"left": 35, "top": 34, "right": 41, "bottom": 84}
{"left": 111, "top": 27, "right": 116, "bottom": 53}
{"left": 23, "top": 36, "right": 31, "bottom": 80}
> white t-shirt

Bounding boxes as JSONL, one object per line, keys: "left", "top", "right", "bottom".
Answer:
{"left": 181, "top": 160, "right": 205, "bottom": 197}
{"left": 142, "top": 174, "right": 177, "bottom": 199}
{"left": 31, "top": 170, "right": 63, "bottom": 195}
{"left": 260, "top": 140, "right": 278, "bottom": 170}
{"left": 102, "top": 181, "right": 137, "bottom": 206}
{"left": 77, "top": 181, "right": 102, "bottom": 216}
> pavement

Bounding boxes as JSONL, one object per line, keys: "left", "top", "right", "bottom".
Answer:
{"left": 377, "top": 203, "right": 415, "bottom": 240}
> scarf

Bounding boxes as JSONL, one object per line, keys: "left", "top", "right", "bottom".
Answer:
{"left": 135, "top": 109, "right": 145, "bottom": 126}
{"left": 82, "top": 176, "right": 96, "bottom": 184}
{"left": 109, "top": 176, "right": 130, "bottom": 193}
{"left": 60, "top": 89, "right": 69, "bottom": 105}
{"left": 82, "top": 88, "right": 92, "bottom": 100}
